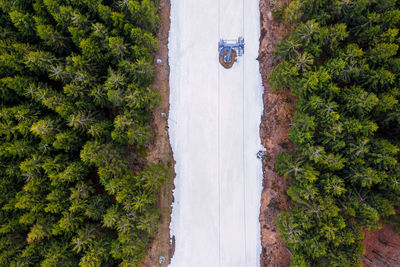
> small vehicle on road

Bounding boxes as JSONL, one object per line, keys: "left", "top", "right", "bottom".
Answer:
{"left": 218, "top": 37, "right": 245, "bottom": 69}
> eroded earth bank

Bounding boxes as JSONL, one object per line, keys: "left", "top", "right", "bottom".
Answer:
{"left": 258, "top": 0, "right": 293, "bottom": 266}
{"left": 142, "top": 0, "right": 174, "bottom": 266}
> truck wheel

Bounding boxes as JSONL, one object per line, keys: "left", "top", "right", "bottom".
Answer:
{"left": 219, "top": 49, "right": 237, "bottom": 69}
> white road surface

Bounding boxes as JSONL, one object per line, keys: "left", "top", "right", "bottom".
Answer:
{"left": 168, "top": 0, "right": 263, "bottom": 266}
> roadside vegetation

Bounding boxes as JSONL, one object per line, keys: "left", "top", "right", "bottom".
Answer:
{"left": 0, "top": 0, "right": 167, "bottom": 266}
{"left": 270, "top": 0, "right": 400, "bottom": 265}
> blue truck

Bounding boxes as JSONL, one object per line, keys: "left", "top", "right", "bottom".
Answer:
{"left": 218, "top": 37, "right": 245, "bottom": 68}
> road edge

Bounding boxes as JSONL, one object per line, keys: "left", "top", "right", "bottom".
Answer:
{"left": 257, "top": 0, "right": 294, "bottom": 266}
{"left": 142, "top": 0, "right": 175, "bottom": 266}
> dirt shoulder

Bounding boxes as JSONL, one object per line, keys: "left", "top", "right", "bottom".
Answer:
{"left": 258, "top": 1, "right": 294, "bottom": 266}
{"left": 363, "top": 225, "right": 400, "bottom": 266}
{"left": 142, "top": 0, "right": 174, "bottom": 266}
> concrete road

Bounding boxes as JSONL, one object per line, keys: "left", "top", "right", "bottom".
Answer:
{"left": 168, "top": 0, "right": 263, "bottom": 266}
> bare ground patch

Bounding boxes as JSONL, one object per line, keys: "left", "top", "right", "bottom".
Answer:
{"left": 258, "top": 0, "right": 294, "bottom": 266}
{"left": 363, "top": 224, "right": 400, "bottom": 266}
{"left": 142, "top": 0, "right": 175, "bottom": 266}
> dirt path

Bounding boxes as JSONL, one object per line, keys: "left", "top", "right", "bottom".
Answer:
{"left": 363, "top": 224, "right": 400, "bottom": 266}
{"left": 142, "top": 0, "right": 174, "bottom": 266}
{"left": 258, "top": 0, "right": 294, "bottom": 266}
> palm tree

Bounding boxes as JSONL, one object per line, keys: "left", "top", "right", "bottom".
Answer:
{"left": 277, "top": 39, "right": 301, "bottom": 60}
{"left": 132, "top": 193, "right": 151, "bottom": 213}
{"left": 68, "top": 111, "right": 95, "bottom": 130}
{"left": 294, "top": 52, "right": 314, "bottom": 71}
{"left": 106, "top": 70, "right": 126, "bottom": 89}
{"left": 30, "top": 118, "right": 56, "bottom": 137}
{"left": 24, "top": 84, "right": 39, "bottom": 99}
{"left": 108, "top": 37, "right": 127, "bottom": 57}
{"left": 72, "top": 225, "right": 96, "bottom": 253}
{"left": 275, "top": 152, "right": 305, "bottom": 178}
{"left": 296, "top": 20, "right": 319, "bottom": 46}
{"left": 90, "top": 86, "right": 108, "bottom": 108}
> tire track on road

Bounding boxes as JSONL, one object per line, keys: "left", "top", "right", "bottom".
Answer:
{"left": 217, "top": 0, "right": 222, "bottom": 265}
{"left": 241, "top": 0, "right": 248, "bottom": 263}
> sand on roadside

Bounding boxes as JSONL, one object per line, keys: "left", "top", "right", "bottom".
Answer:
{"left": 258, "top": 0, "right": 294, "bottom": 266}
{"left": 142, "top": 0, "right": 175, "bottom": 266}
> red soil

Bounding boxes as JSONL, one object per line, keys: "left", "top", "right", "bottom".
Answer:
{"left": 142, "top": 0, "right": 175, "bottom": 266}
{"left": 258, "top": 0, "right": 294, "bottom": 266}
{"left": 363, "top": 225, "right": 400, "bottom": 266}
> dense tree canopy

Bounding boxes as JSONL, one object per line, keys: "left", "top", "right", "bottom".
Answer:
{"left": 271, "top": 0, "right": 400, "bottom": 265}
{"left": 0, "top": 0, "right": 167, "bottom": 266}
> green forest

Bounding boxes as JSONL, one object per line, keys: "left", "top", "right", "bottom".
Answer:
{"left": 271, "top": 0, "right": 400, "bottom": 265}
{"left": 0, "top": 0, "right": 167, "bottom": 266}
